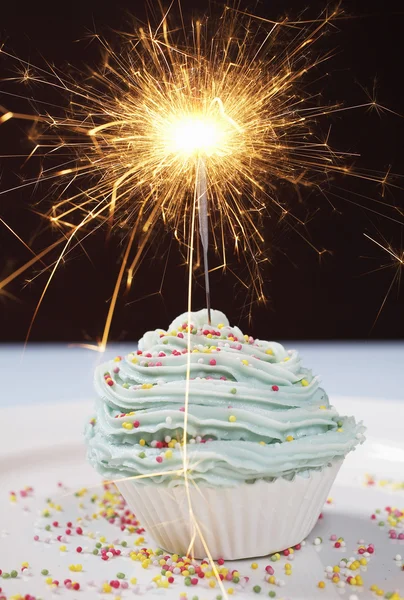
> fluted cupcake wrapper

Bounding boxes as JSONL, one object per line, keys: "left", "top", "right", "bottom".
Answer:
{"left": 116, "top": 460, "right": 341, "bottom": 560}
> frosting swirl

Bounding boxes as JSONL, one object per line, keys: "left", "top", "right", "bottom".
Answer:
{"left": 86, "top": 309, "right": 365, "bottom": 486}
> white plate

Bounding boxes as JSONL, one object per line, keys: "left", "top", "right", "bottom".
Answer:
{"left": 0, "top": 397, "right": 403, "bottom": 599}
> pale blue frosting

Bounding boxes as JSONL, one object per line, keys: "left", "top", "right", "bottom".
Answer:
{"left": 85, "top": 309, "right": 365, "bottom": 486}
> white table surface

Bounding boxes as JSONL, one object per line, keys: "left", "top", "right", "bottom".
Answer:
{"left": 0, "top": 341, "right": 403, "bottom": 408}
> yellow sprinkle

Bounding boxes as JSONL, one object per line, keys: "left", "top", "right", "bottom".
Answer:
{"left": 45, "top": 577, "right": 53, "bottom": 585}
{"left": 337, "top": 428, "right": 343, "bottom": 432}
{"left": 165, "top": 450, "right": 173, "bottom": 459}
{"left": 182, "top": 570, "right": 190, "bottom": 577}
{"left": 100, "top": 536, "right": 106, "bottom": 542}
{"left": 301, "top": 378, "right": 309, "bottom": 386}
{"left": 318, "top": 581, "right": 325, "bottom": 589}
{"left": 131, "top": 357, "right": 138, "bottom": 364}
{"left": 360, "top": 558, "right": 367, "bottom": 566}
{"left": 251, "top": 562, "right": 258, "bottom": 569}
{"left": 259, "top": 441, "right": 266, "bottom": 446}
{"left": 102, "top": 583, "right": 112, "bottom": 593}
{"left": 333, "top": 566, "right": 340, "bottom": 573}
{"left": 265, "top": 348, "right": 274, "bottom": 355}
{"left": 114, "top": 356, "right": 121, "bottom": 362}
{"left": 192, "top": 349, "right": 199, "bottom": 353}
{"left": 332, "top": 576, "right": 339, "bottom": 583}
{"left": 130, "top": 577, "right": 137, "bottom": 584}
{"left": 218, "top": 323, "right": 224, "bottom": 329}
{"left": 59, "top": 545, "right": 66, "bottom": 552}
{"left": 286, "top": 435, "right": 294, "bottom": 442}
{"left": 241, "top": 359, "right": 249, "bottom": 365}
{"left": 227, "top": 588, "right": 234, "bottom": 595}
{"left": 141, "top": 559, "right": 150, "bottom": 568}
{"left": 139, "top": 439, "right": 146, "bottom": 446}
{"left": 350, "top": 577, "right": 357, "bottom": 586}
{"left": 141, "top": 383, "right": 153, "bottom": 389}
{"left": 209, "top": 579, "right": 216, "bottom": 588}
{"left": 285, "top": 563, "right": 292, "bottom": 569}
{"left": 283, "top": 357, "right": 290, "bottom": 362}
{"left": 319, "top": 405, "right": 326, "bottom": 409}
{"left": 207, "top": 334, "right": 212, "bottom": 338}
{"left": 229, "top": 415, "right": 237, "bottom": 423}
{"left": 122, "top": 422, "right": 133, "bottom": 430}
{"left": 268, "top": 575, "right": 275, "bottom": 584}
{"left": 370, "top": 585, "right": 379, "bottom": 592}
{"left": 21, "top": 562, "right": 29, "bottom": 568}
{"left": 376, "top": 591, "right": 384, "bottom": 597}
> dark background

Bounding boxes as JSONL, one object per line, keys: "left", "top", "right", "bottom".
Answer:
{"left": 0, "top": 0, "right": 403, "bottom": 343}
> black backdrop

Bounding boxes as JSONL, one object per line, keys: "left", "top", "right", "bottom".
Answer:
{"left": 0, "top": 0, "right": 403, "bottom": 342}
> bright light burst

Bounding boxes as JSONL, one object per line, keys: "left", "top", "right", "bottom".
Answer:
{"left": 0, "top": 2, "right": 394, "bottom": 346}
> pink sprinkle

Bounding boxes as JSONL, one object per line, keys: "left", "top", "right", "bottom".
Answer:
{"left": 398, "top": 533, "right": 404, "bottom": 540}
{"left": 133, "top": 421, "right": 140, "bottom": 428}
{"left": 179, "top": 407, "right": 185, "bottom": 412}
{"left": 265, "top": 565, "right": 274, "bottom": 575}
{"left": 145, "top": 353, "right": 152, "bottom": 358}
{"left": 113, "top": 367, "right": 120, "bottom": 373}
{"left": 158, "top": 352, "right": 166, "bottom": 357}
{"left": 390, "top": 532, "right": 397, "bottom": 539}
{"left": 209, "top": 359, "right": 217, "bottom": 366}
{"left": 177, "top": 332, "right": 184, "bottom": 338}
{"left": 107, "top": 379, "right": 114, "bottom": 387}
{"left": 272, "top": 385, "right": 279, "bottom": 391}
{"left": 156, "top": 456, "right": 163, "bottom": 463}
{"left": 121, "top": 581, "right": 129, "bottom": 589}
{"left": 330, "top": 534, "right": 337, "bottom": 541}
{"left": 34, "top": 535, "right": 39, "bottom": 541}
{"left": 155, "top": 361, "right": 162, "bottom": 367}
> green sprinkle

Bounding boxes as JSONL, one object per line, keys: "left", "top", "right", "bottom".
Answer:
{"left": 42, "top": 510, "right": 50, "bottom": 518}
{"left": 163, "top": 339, "right": 168, "bottom": 344}
{"left": 376, "top": 509, "right": 381, "bottom": 514}
{"left": 385, "top": 593, "right": 393, "bottom": 599}
{"left": 92, "top": 549, "right": 99, "bottom": 555}
{"left": 2, "top": 573, "right": 10, "bottom": 579}
{"left": 121, "top": 540, "right": 127, "bottom": 547}
{"left": 268, "top": 592, "right": 276, "bottom": 598}
{"left": 337, "top": 420, "right": 343, "bottom": 427}
{"left": 379, "top": 521, "right": 385, "bottom": 526}
{"left": 45, "top": 525, "right": 51, "bottom": 531}
{"left": 10, "top": 570, "right": 18, "bottom": 578}
{"left": 271, "top": 554, "right": 278, "bottom": 562}
{"left": 230, "top": 388, "right": 237, "bottom": 394}
{"left": 253, "top": 585, "right": 261, "bottom": 593}
{"left": 161, "top": 570, "right": 167, "bottom": 576}
{"left": 139, "top": 452, "right": 146, "bottom": 458}
{"left": 232, "top": 576, "right": 240, "bottom": 583}
{"left": 192, "top": 597, "right": 199, "bottom": 600}
{"left": 41, "top": 569, "right": 49, "bottom": 576}
{"left": 155, "top": 548, "right": 163, "bottom": 555}
{"left": 116, "top": 572, "right": 125, "bottom": 579}
{"left": 184, "top": 577, "right": 192, "bottom": 586}
{"left": 188, "top": 566, "right": 195, "bottom": 574}
{"left": 95, "top": 542, "right": 102, "bottom": 548}
{"left": 216, "top": 596, "right": 223, "bottom": 600}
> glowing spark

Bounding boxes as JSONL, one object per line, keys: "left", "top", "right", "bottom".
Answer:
{"left": 364, "top": 232, "right": 404, "bottom": 329}
{"left": 0, "top": 5, "right": 397, "bottom": 343}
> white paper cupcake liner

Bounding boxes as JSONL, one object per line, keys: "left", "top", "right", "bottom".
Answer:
{"left": 117, "top": 460, "right": 342, "bottom": 560}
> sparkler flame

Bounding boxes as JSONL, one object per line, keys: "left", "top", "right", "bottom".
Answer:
{"left": 1, "top": 3, "right": 369, "bottom": 347}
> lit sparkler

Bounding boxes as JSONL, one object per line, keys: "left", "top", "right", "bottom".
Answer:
{"left": 0, "top": 2, "right": 383, "bottom": 346}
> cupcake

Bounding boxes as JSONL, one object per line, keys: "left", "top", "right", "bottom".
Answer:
{"left": 86, "top": 309, "right": 365, "bottom": 559}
